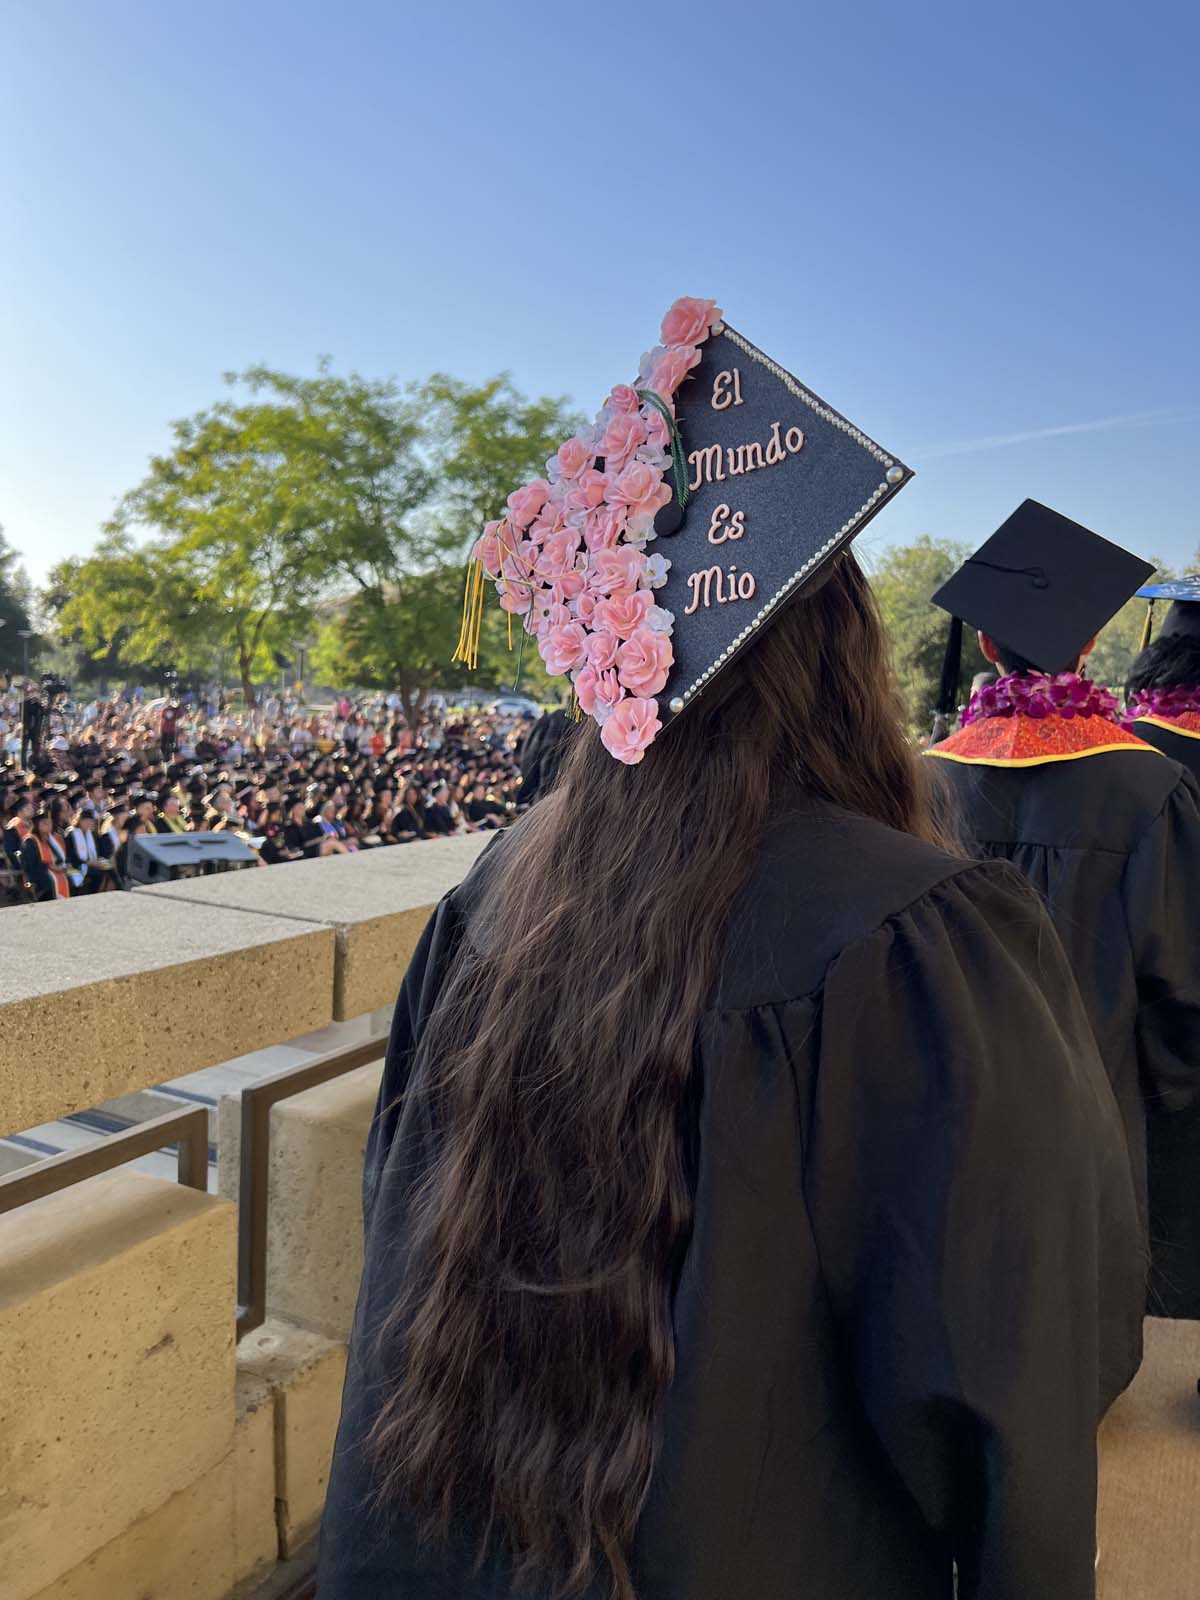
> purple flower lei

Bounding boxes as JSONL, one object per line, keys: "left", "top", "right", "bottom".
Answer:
{"left": 962, "top": 671, "right": 1122, "bottom": 726}
{"left": 1126, "top": 685, "right": 1200, "bottom": 722}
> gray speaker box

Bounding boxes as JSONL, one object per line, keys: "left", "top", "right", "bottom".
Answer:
{"left": 126, "top": 830, "right": 260, "bottom": 885}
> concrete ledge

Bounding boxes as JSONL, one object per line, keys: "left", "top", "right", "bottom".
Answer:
{"left": 1098, "top": 1317, "right": 1200, "bottom": 1599}
{"left": 0, "top": 1170, "right": 237, "bottom": 1598}
{"left": 139, "top": 835, "right": 490, "bottom": 1019}
{"left": 0, "top": 894, "right": 335, "bottom": 1137}
{"left": 265, "top": 1061, "right": 383, "bottom": 1340}
{"left": 235, "top": 1372, "right": 280, "bottom": 1592}
{"left": 238, "top": 1319, "right": 348, "bottom": 1559}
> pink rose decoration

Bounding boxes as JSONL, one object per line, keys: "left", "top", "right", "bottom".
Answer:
{"left": 600, "top": 696, "right": 662, "bottom": 765}
{"left": 606, "top": 384, "right": 641, "bottom": 415}
{"left": 589, "top": 546, "right": 646, "bottom": 596}
{"left": 539, "top": 620, "right": 589, "bottom": 676}
{"left": 582, "top": 505, "right": 627, "bottom": 551}
{"left": 475, "top": 520, "right": 504, "bottom": 578}
{"left": 567, "top": 468, "right": 609, "bottom": 512}
{"left": 540, "top": 529, "right": 580, "bottom": 578}
{"left": 607, "top": 461, "right": 672, "bottom": 531}
{"left": 601, "top": 412, "right": 648, "bottom": 472}
{"left": 648, "top": 345, "right": 701, "bottom": 399}
{"left": 553, "top": 569, "right": 586, "bottom": 603}
{"left": 574, "top": 665, "right": 624, "bottom": 724}
{"left": 660, "top": 296, "right": 721, "bottom": 346}
{"left": 499, "top": 583, "right": 532, "bottom": 615}
{"left": 584, "top": 628, "right": 620, "bottom": 670}
{"left": 594, "top": 588, "right": 654, "bottom": 640}
{"left": 555, "top": 436, "right": 594, "bottom": 481}
{"left": 531, "top": 500, "right": 566, "bottom": 541}
{"left": 506, "top": 480, "right": 551, "bottom": 530}
{"left": 574, "top": 591, "right": 599, "bottom": 627}
{"left": 616, "top": 627, "right": 673, "bottom": 697}
{"left": 642, "top": 406, "right": 671, "bottom": 451}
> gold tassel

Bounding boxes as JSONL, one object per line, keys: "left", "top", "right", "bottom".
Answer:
{"left": 1138, "top": 600, "right": 1155, "bottom": 652}
{"left": 507, "top": 606, "right": 513, "bottom": 653}
{"left": 452, "top": 555, "right": 485, "bottom": 670}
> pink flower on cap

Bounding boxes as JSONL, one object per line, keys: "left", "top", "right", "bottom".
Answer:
{"left": 499, "top": 582, "right": 532, "bottom": 614}
{"left": 594, "top": 588, "right": 654, "bottom": 639}
{"left": 589, "top": 545, "right": 646, "bottom": 596}
{"left": 553, "top": 568, "right": 586, "bottom": 604}
{"left": 585, "top": 628, "right": 620, "bottom": 671}
{"left": 660, "top": 296, "right": 722, "bottom": 346}
{"left": 506, "top": 479, "right": 551, "bottom": 530}
{"left": 574, "top": 665, "right": 624, "bottom": 723}
{"left": 574, "top": 591, "right": 599, "bottom": 627}
{"left": 567, "top": 468, "right": 608, "bottom": 512}
{"left": 600, "top": 412, "right": 648, "bottom": 472}
{"left": 539, "top": 620, "right": 589, "bottom": 675}
{"left": 616, "top": 627, "right": 673, "bottom": 697}
{"left": 475, "top": 520, "right": 505, "bottom": 578}
{"left": 554, "top": 436, "right": 594, "bottom": 481}
{"left": 582, "top": 505, "right": 627, "bottom": 552}
{"left": 606, "top": 384, "right": 641, "bottom": 416}
{"left": 648, "top": 345, "right": 701, "bottom": 399}
{"left": 607, "top": 461, "right": 672, "bottom": 533}
{"left": 600, "top": 696, "right": 662, "bottom": 764}
{"left": 642, "top": 406, "right": 671, "bottom": 451}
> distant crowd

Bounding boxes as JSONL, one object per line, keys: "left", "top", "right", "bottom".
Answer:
{"left": 0, "top": 682, "right": 570, "bottom": 903}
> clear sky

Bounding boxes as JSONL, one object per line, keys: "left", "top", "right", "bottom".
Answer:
{"left": 3, "top": 0, "right": 1197, "bottom": 586}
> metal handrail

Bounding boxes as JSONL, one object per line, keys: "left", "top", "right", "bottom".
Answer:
{"left": 0, "top": 1105, "right": 210, "bottom": 1214}
{"left": 236, "top": 1033, "right": 389, "bottom": 1338}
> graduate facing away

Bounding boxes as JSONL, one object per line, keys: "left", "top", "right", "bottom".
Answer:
{"left": 318, "top": 301, "right": 1144, "bottom": 1600}
{"left": 927, "top": 507, "right": 1200, "bottom": 1317}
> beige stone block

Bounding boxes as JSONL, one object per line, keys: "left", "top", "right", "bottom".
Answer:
{"left": 0, "top": 894, "right": 335, "bottom": 1136}
{"left": 0, "top": 1171, "right": 237, "bottom": 1598}
{"left": 28, "top": 1452, "right": 236, "bottom": 1600}
{"left": 265, "top": 1062, "right": 383, "bottom": 1340}
{"left": 139, "top": 835, "right": 488, "bottom": 1019}
{"left": 234, "top": 1373, "right": 279, "bottom": 1590}
{"left": 238, "top": 1320, "right": 348, "bottom": 1557}
{"left": 1098, "top": 1317, "right": 1200, "bottom": 1599}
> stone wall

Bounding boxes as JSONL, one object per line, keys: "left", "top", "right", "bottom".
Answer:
{"left": 0, "top": 838, "right": 487, "bottom": 1600}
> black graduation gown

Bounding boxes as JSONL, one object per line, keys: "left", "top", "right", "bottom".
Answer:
{"left": 318, "top": 804, "right": 1143, "bottom": 1600}
{"left": 1130, "top": 715, "right": 1200, "bottom": 781}
{"left": 928, "top": 740, "right": 1200, "bottom": 1315}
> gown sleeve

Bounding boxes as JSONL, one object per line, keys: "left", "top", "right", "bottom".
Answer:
{"left": 362, "top": 889, "right": 465, "bottom": 1225}
{"left": 1121, "top": 770, "right": 1200, "bottom": 1111}
{"left": 804, "top": 860, "right": 1144, "bottom": 1600}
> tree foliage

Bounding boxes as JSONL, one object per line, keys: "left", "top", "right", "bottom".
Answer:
{"left": 0, "top": 527, "right": 36, "bottom": 677}
{"left": 868, "top": 536, "right": 988, "bottom": 732}
{"left": 51, "top": 364, "right": 579, "bottom": 717}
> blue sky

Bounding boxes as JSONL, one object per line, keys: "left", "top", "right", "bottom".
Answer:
{"left": 2, "top": 0, "right": 1197, "bottom": 586}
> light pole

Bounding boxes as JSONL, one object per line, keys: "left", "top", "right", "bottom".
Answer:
{"left": 17, "top": 629, "right": 34, "bottom": 680}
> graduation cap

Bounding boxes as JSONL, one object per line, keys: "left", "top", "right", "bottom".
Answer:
{"left": 930, "top": 500, "right": 1153, "bottom": 718}
{"left": 460, "top": 297, "right": 912, "bottom": 762}
{"left": 1136, "top": 576, "right": 1200, "bottom": 642}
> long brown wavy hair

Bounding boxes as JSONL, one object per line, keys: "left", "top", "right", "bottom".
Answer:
{"left": 369, "top": 554, "right": 951, "bottom": 1597}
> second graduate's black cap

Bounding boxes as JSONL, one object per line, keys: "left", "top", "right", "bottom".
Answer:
{"left": 932, "top": 499, "right": 1154, "bottom": 674}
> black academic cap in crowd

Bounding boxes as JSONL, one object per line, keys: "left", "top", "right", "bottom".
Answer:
{"left": 1137, "top": 575, "right": 1200, "bottom": 640}
{"left": 932, "top": 500, "right": 1154, "bottom": 681}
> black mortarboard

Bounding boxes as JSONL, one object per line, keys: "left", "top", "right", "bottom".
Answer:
{"left": 932, "top": 500, "right": 1153, "bottom": 681}
{"left": 646, "top": 321, "right": 911, "bottom": 726}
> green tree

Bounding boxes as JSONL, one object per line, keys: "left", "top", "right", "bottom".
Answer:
{"left": 868, "top": 536, "right": 988, "bottom": 732}
{"left": 0, "top": 527, "right": 37, "bottom": 678}
{"left": 1089, "top": 557, "right": 1175, "bottom": 691}
{"left": 307, "top": 370, "right": 580, "bottom": 728}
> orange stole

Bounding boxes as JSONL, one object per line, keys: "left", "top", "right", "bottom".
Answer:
{"left": 926, "top": 713, "right": 1161, "bottom": 768}
{"left": 1134, "top": 710, "right": 1200, "bottom": 742}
